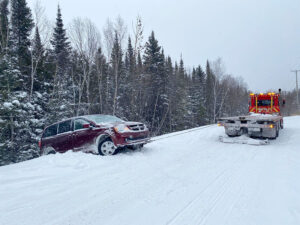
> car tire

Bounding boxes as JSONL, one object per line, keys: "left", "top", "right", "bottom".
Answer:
{"left": 98, "top": 139, "right": 118, "bottom": 156}
{"left": 42, "top": 147, "right": 56, "bottom": 156}
{"left": 130, "top": 144, "right": 144, "bottom": 150}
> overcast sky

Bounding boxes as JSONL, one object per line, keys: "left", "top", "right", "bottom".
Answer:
{"left": 27, "top": 0, "right": 300, "bottom": 92}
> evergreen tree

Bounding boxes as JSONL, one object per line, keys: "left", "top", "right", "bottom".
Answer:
{"left": 189, "top": 65, "right": 206, "bottom": 126}
{"left": 0, "top": 0, "right": 9, "bottom": 54}
{"left": 122, "top": 37, "right": 137, "bottom": 120}
{"left": 173, "top": 57, "right": 190, "bottom": 130}
{"left": 31, "top": 27, "right": 45, "bottom": 93}
{"left": 205, "top": 60, "right": 215, "bottom": 123}
{"left": 10, "top": 0, "right": 34, "bottom": 88}
{"left": 143, "top": 31, "right": 166, "bottom": 134}
{"left": 0, "top": 53, "right": 39, "bottom": 165}
{"left": 110, "top": 32, "right": 123, "bottom": 116}
{"left": 49, "top": 5, "right": 73, "bottom": 122}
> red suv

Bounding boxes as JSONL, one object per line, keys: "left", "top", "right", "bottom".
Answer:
{"left": 39, "top": 115, "right": 150, "bottom": 156}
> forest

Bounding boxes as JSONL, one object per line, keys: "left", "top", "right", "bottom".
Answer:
{"left": 0, "top": 0, "right": 298, "bottom": 166}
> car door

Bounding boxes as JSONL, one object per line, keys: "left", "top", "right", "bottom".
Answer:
{"left": 72, "top": 118, "right": 96, "bottom": 152}
{"left": 42, "top": 124, "right": 58, "bottom": 151}
{"left": 55, "top": 120, "right": 73, "bottom": 153}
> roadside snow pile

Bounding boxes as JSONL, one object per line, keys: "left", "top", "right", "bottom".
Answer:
{"left": 0, "top": 116, "right": 300, "bottom": 225}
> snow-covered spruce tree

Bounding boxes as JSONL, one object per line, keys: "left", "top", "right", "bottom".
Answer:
{"left": 0, "top": 53, "right": 41, "bottom": 165}
{"left": 110, "top": 32, "right": 124, "bottom": 116}
{"left": 173, "top": 58, "right": 190, "bottom": 131}
{"left": 121, "top": 36, "right": 137, "bottom": 121}
{"left": 10, "top": 0, "right": 34, "bottom": 88}
{"left": 0, "top": 0, "right": 43, "bottom": 165}
{"left": 29, "top": 26, "right": 50, "bottom": 150}
{"left": 189, "top": 65, "right": 206, "bottom": 126}
{"left": 143, "top": 31, "right": 168, "bottom": 134}
{"left": 49, "top": 5, "right": 73, "bottom": 122}
{"left": 205, "top": 60, "right": 215, "bottom": 123}
{"left": 163, "top": 56, "right": 175, "bottom": 132}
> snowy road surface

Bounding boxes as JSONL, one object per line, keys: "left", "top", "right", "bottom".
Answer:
{"left": 1, "top": 116, "right": 300, "bottom": 225}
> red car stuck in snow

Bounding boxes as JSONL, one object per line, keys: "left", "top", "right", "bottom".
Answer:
{"left": 39, "top": 115, "right": 150, "bottom": 156}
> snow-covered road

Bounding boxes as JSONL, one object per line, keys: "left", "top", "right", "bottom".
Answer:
{"left": 1, "top": 116, "right": 300, "bottom": 225}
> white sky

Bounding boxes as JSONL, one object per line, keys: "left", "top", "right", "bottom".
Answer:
{"left": 27, "top": 0, "right": 300, "bottom": 92}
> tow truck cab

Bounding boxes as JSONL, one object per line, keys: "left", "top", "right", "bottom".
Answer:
{"left": 249, "top": 92, "right": 282, "bottom": 115}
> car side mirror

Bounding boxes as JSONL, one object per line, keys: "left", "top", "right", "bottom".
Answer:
{"left": 83, "top": 124, "right": 91, "bottom": 129}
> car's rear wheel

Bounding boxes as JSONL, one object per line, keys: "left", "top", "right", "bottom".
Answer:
{"left": 98, "top": 139, "right": 117, "bottom": 156}
{"left": 42, "top": 147, "right": 56, "bottom": 156}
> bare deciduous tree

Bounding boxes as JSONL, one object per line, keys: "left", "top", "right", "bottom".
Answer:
{"left": 211, "top": 58, "right": 229, "bottom": 122}
{"left": 103, "top": 16, "right": 127, "bottom": 60}
{"left": 103, "top": 18, "right": 114, "bottom": 60}
{"left": 132, "top": 15, "right": 144, "bottom": 57}
{"left": 33, "top": 0, "right": 52, "bottom": 48}
{"left": 69, "top": 17, "right": 101, "bottom": 114}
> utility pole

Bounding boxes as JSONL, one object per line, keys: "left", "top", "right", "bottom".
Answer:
{"left": 291, "top": 70, "right": 300, "bottom": 108}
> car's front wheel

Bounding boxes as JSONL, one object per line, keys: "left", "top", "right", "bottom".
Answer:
{"left": 98, "top": 139, "right": 117, "bottom": 156}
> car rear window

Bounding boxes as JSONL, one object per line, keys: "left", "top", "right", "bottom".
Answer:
{"left": 43, "top": 124, "right": 58, "bottom": 138}
{"left": 58, "top": 120, "right": 72, "bottom": 134}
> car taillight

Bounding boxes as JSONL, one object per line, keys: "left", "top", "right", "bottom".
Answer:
{"left": 38, "top": 140, "right": 42, "bottom": 149}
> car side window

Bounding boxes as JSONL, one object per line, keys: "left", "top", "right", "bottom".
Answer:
{"left": 74, "top": 119, "right": 88, "bottom": 130}
{"left": 58, "top": 120, "right": 72, "bottom": 134}
{"left": 43, "top": 124, "right": 58, "bottom": 138}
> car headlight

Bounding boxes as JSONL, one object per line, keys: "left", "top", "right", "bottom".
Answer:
{"left": 114, "top": 124, "right": 130, "bottom": 133}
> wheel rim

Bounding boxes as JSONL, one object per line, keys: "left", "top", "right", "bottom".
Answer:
{"left": 101, "top": 141, "right": 116, "bottom": 155}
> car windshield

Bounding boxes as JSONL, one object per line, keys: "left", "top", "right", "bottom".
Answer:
{"left": 83, "top": 115, "right": 123, "bottom": 124}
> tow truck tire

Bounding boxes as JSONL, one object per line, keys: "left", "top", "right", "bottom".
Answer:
{"left": 280, "top": 120, "right": 284, "bottom": 129}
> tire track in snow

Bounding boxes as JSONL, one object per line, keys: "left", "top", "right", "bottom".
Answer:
{"left": 196, "top": 150, "right": 259, "bottom": 225}
{"left": 166, "top": 148, "right": 258, "bottom": 225}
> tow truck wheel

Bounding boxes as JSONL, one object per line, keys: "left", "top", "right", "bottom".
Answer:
{"left": 280, "top": 120, "right": 284, "bottom": 129}
{"left": 98, "top": 139, "right": 118, "bottom": 156}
